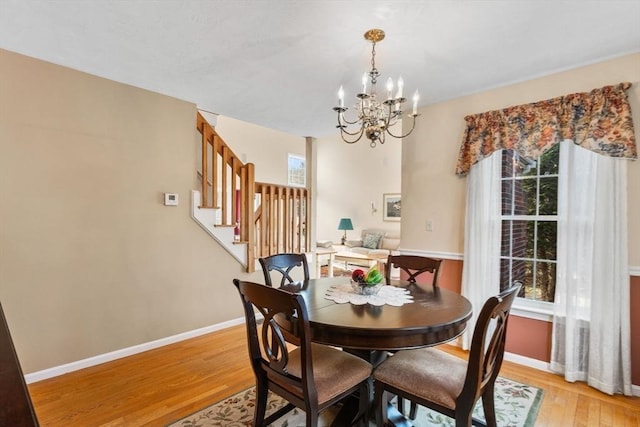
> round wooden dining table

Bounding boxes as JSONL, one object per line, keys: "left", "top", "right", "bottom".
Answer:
{"left": 281, "top": 276, "right": 473, "bottom": 361}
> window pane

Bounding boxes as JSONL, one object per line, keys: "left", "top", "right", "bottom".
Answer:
{"left": 511, "top": 220, "right": 532, "bottom": 258}
{"left": 511, "top": 259, "right": 533, "bottom": 294}
{"left": 501, "top": 180, "right": 513, "bottom": 215}
{"left": 513, "top": 153, "right": 537, "bottom": 177}
{"left": 537, "top": 221, "right": 557, "bottom": 260}
{"left": 513, "top": 178, "right": 537, "bottom": 215}
{"left": 536, "top": 261, "right": 556, "bottom": 302}
{"left": 499, "top": 258, "right": 511, "bottom": 291}
{"left": 501, "top": 151, "right": 515, "bottom": 177}
{"left": 539, "top": 143, "right": 560, "bottom": 175}
{"left": 538, "top": 177, "right": 558, "bottom": 215}
{"left": 501, "top": 221, "right": 511, "bottom": 256}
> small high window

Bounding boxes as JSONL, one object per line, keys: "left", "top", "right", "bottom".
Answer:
{"left": 288, "top": 154, "right": 306, "bottom": 187}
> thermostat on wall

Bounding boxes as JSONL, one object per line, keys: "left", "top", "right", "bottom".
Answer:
{"left": 164, "top": 193, "right": 179, "bottom": 206}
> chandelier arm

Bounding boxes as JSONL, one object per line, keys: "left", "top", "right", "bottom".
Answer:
{"left": 385, "top": 114, "right": 418, "bottom": 139}
{"left": 339, "top": 126, "right": 366, "bottom": 144}
{"left": 338, "top": 114, "right": 362, "bottom": 126}
{"left": 339, "top": 125, "right": 368, "bottom": 137}
{"left": 335, "top": 108, "right": 364, "bottom": 126}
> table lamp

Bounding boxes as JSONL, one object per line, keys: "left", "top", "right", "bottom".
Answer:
{"left": 337, "top": 218, "right": 354, "bottom": 245}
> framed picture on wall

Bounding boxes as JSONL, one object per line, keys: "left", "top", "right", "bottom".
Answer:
{"left": 383, "top": 193, "right": 401, "bottom": 221}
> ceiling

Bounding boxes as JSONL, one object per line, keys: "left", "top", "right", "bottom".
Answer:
{"left": 1, "top": 0, "right": 639, "bottom": 139}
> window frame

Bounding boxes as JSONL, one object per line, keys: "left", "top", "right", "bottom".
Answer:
{"left": 500, "top": 148, "right": 559, "bottom": 310}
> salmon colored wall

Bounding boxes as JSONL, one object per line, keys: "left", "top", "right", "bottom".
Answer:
{"left": 438, "top": 259, "right": 463, "bottom": 294}
{"left": 631, "top": 276, "right": 640, "bottom": 386}
{"left": 407, "top": 258, "right": 463, "bottom": 293}
{"left": 421, "top": 259, "right": 639, "bottom": 385}
{"left": 505, "top": 316, "right": 553, "bottom": 362}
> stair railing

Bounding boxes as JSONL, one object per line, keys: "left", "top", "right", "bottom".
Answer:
{"left": 254, "top": 182, "right": 309, "bottom": 259}
{"left": 196, "top": 112, "right": 309, "bottom": 272}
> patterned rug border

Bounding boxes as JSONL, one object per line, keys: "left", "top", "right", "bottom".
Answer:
{"left": 523, "top": 382, "right": 545, "bottom": 427}
{"left": 167, "top": 376, "right": 544, "bottom": 427}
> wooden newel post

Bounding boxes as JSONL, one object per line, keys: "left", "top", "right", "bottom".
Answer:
{"left": 242, "top": 163, "right": 256, "bottom": 272}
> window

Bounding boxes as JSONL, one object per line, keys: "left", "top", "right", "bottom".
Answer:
{"left": 500, "top": 144, "right": 559, "bottom": 303}
{"left": 287, "top": 154, "right": 305, "bottom": 187}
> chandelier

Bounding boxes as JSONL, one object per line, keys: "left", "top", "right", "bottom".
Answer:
{"left": 333, "top": 29, "right": 419, "bottom": 147}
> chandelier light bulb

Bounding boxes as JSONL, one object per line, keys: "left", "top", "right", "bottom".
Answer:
{"left": 412, "top": 90, "right": 420, "bottom": 115}
{"left": 386, "top": 77, "right": 394, "bottom": 100}
{"left": 338, "top": 86, "right": 344, "bottom": 108}
{"left": 362, "top": 73, "right": 368, "bottom": 93}
{"left": 396, "top": 76, "right": 404, "bottom": 99}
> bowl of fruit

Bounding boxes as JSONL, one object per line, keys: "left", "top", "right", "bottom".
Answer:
{"left": 350, "top": 267, "right": 384, "bottom": 295}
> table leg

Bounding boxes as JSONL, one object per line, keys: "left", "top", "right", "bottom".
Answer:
{"left": 328, "top": 253, "right": 334, "bottom": 277}
{"left": 377, "top": 260, "right": 386, "bottom": 277}
{"left": 315, "top": 253, "right": 321, "bottom": 278}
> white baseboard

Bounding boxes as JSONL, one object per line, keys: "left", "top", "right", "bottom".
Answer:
{"left": 462, "top": 346, "right": 640, "bottom": 397}
{"left": 24, "top": 317, "right": 640, "bottom": 397}
{"left": 24, "top": 316, "right": 246, "bottom": 384}
{"left": 503, "top": 351, "right": 553, "bottom": 373}
{"left": 502, "top": 352, "right": 640, "bottom": 397}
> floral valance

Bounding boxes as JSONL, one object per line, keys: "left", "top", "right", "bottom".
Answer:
{"left": 455, "top": 82, "right": 637, "bottom": 175}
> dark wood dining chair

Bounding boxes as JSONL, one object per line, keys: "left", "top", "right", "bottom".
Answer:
{"left": 259, "top": 253, "right": 309, "bottom": 287}
{"left": 383, "top": 254, "right": 444, "bottom": 414}
{"left": 385, "top": 255, "right": 443, "bottom": 288}
{"left": 373, "top": 284, "right": 521, "bottom": 427}
{"left": 233, "top": 279, "right": 372, "bottom": 427}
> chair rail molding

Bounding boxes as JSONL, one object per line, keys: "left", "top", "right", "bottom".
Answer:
{"left": 402, "top": 248, "right": 640, "bottom": 277}
{"left": 398, "top": 248, "right": 463, "bottom": 260}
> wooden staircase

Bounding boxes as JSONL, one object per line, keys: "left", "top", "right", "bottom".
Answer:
{"left": 195, "top": 113, "right": 310, "bottom": 272}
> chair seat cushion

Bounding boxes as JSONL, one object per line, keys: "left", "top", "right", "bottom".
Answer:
{"left": 373, "top": 347, "right": 466, "bottom": 410}
{"left": 286, "top": 343, "right": 372, "bottom": 405}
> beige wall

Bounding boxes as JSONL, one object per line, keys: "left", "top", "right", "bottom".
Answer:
{"left": 0, "top": 49, "right": 264, "bottom": 373}
{"left": 402, "top": 53, "right": 640, "bottom": 265}
{"left": 214, "top": 115, "right": 306, "bottom": 186}
{"left": 2, "top": 47, "right": 638, "bottom": 375}
{"left": 315, "top": 133, "right": 401, "bottom": 243}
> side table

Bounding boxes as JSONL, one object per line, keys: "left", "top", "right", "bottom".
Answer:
{"left": 315, "top": 248, "right": 336, "bottom": 277}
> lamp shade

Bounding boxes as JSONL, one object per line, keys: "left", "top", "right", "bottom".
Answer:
{"left": 337, "top": 218, "right": 354, "bottom": 231}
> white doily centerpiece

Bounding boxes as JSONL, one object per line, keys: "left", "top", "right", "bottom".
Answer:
{"left": 325, "top": 282, "right": 413, "bottom": 306}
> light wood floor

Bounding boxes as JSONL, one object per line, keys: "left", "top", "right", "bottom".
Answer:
{"left": 28, "top": 324, "right": 639, "bottom": 426}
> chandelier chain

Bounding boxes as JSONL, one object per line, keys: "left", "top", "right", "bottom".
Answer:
{"left": 370, "top": 42, "right": 377, "bottom": 84}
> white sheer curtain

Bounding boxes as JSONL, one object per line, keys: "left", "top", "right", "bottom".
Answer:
{"left": 460, "top": 151, "right": 502, "bottom": 350}
{"left": 550, "top": 141, "right": 632, "bottom": 396}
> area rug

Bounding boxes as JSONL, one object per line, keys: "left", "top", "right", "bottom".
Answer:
{"left": 168, "top": 376, "right": 543, "bottom": 427}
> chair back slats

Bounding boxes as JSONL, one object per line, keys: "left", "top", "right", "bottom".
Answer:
{"left": 386, "top": 255, "right": 443, "bottom": 286}
{"left": 459, "top": 284, "right": 521, "bottom": 406}
{"left": 259, "top": 253, "right": 309, "bottom": 287}
{"left": 233, "top": 279, "right": 317, "bottom": 402}
{"left": 260, "top": 310, "right": 290, "bottom": 371}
